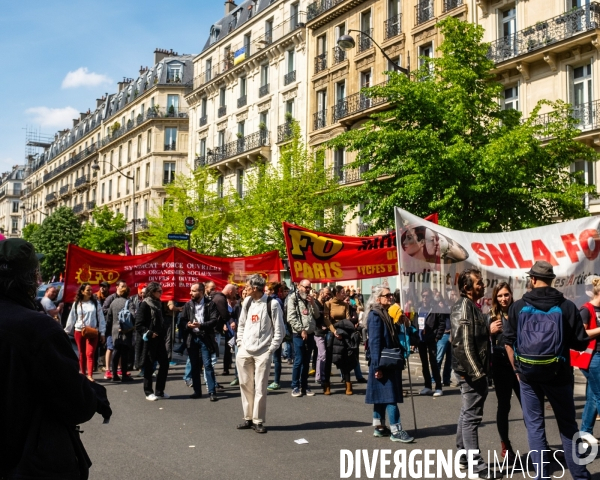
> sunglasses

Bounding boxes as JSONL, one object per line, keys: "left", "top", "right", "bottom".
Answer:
{"left": 301, "top": 285, "right": 312, "bottom": 291}
{"left": 379, "top": 293, "right": 394, "bottom": 298}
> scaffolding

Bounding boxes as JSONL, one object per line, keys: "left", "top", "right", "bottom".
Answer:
{"left": 24, "top": 125, "right": 52, "bottom": 177}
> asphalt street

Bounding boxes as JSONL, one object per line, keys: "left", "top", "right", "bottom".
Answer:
{"left": 82, "top": 353, "right": 600, "bottom": 480}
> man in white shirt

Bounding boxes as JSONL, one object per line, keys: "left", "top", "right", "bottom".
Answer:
{"left": 236, "top": 274, "right": 285, "bottom": 434}
{"left": 40, "top": 286, "right": 63, "bottom": 320}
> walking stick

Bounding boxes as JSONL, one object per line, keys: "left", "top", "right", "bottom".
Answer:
{"left": 404, "top": 327, "right": 418, "bottom": 432}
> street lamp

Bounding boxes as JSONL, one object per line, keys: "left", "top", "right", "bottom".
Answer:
{"left": 91, "top": 159, "right": 137, "bottom": 255}
{"left": 337, "top": 30, "right": 410, "bottom": 76}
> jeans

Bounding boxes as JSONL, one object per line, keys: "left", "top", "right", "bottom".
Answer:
{"left": 456, "top": 373, "right": 488, "bottom": 472}
{"left": 492, "top": 350, "right": 521, "bottom": 447}
{"left": 203, "top": 333, "right": 220, "bottom": 386}
{"left": 273, "top": 345, "right": 282, "bottom": 384}
{"left": 291, "top": 333, "right": 315, "bottom": 391}
{"left": 373, "top": 403, "right": 401, "bottom": 430}
{"left": 189, "top": 336, "right": 216, "bottom": 395}
{"left": 183, "top": 357, "right": 192, "bottom": 381}
{"left": 143, "top": 337, "right": 169, "bottom": 396}
{"left": 314, "top": 335, "right": 327, "bottom": 384}
{"left": 581, "top": 352, "right": 600, "bottom": 434}
{"left": 419, "top": 339, "right": 442, "bottom": 390}
{"left": 112, "top": 342, "right": 130, "bottom": 378}
{"left": 520, "top": 379, "right": 591, "bottom": 480}
{"left": 282, "top": 325, "right": 293, "bottom": 359}
{"left": 436, "top": 333, "right": 452, "bottom": 385}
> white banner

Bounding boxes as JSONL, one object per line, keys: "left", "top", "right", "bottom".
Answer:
{"left": 394, "top": 207, "right": 600, "bottom": 314}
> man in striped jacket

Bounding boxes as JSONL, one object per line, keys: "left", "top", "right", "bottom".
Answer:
{"left": 450, "top": 267, "right": 499, "bottom": 479}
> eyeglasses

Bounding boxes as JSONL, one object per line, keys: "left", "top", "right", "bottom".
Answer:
{"left": 379, "top": 293, "right": 394, "bottom": 298}
{"left": 301, "top": 285, "right": 312, "bottom": 291}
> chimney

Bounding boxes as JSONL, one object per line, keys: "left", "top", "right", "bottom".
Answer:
{"left": 117, "top": 81, "right": 126, "bottom": 92}
{"left": 72, "top": 119, "right": 79, "bottom": 127}
{"left": 225, "top": 0, "right": 237, "bottom": 15}
{"left": 80, "top": 113, "right": 87, "bottom": 121}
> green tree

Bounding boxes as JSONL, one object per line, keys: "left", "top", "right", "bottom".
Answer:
{"left": 145, "top": 167, "right": 236, "bottom": 256}
{"left": 30, "top": 206, "right": 82, "bottom": 279}
{"left": 327, "top": 17, "right": 598, "bottom": 233}
{"left": 234, "top": 121, "right": 344, "bottom": 256}
{"left": 79, "top": 206, "right": 127, "bottom": 254}
{"left": 22, "top": 223, "right": 41, "bottom": 243}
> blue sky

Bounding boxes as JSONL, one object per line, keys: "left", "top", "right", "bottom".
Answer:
{"left": 0, "top": 1, "right": 225, "bottom": 173}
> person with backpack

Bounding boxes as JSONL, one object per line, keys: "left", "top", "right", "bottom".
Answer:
{"left": 103, "top": 280, "right": 128, "bottom": 380}
{"left": 65, "top": 283, "right": 106, "bottom": 381}
{"left": 106, "top": 282, "right": 133, "bottom": 382}
{"left": 236, "top": 274, "right": 284, "bottom": 434}
{"left": 451, "top": 268, "right": 500, "bottom": 480}
{"left": 504, "top": 261, "right": 594, "bottom": 480}
{"left": 365, "top": 286, "right": 414, "bottom": 443}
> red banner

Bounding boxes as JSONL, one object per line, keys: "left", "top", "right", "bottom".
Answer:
{"left": 63, "top": 244, "right": 282, "bottom": 302}
{"left": 283, "top": 215, "right": 438, "bottom": 283}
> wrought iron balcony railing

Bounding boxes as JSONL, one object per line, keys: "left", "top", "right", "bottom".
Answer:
{"left": 526, "top": 99, "right": 600, "bottom": 140}
{"left": 42, "top": 143, "right": 97, "bottom": 183}
{"left": 73, "top": 203, "right": 84, "bottom": 214}
{"left": 332, "top": 81, "right": 389, "bottom": 123}
{"left": 199, "top": 115, "right": 208, "bottom": 127}
{"left": 164, "top": 142, "right": 177, "bottom": 151}
{"left": 218, "top": 106, "right": 227, "bottom": 117}
{"left": 415, "top": 0, "right": 434, "bottom": 26}
{"left": 238, "top": 95, "right": 247, "bottom": 108}
{"left": 277, "top": 122, "right": 294, "bottom": 143}
{"left": 315, "top": 53, "right": 327, "bottom": 73}
{"left": 46, "top": 192, "right": 57, "bottom": 203}
{"left": 204, "top": 130, "right": 270, "bottom": 166}
{"left": 443, "top": 0, "right": 463, "bottom": 12}
{"left": 384, "top": 13, "right": 402, "bottom": 40}
{"left": 194, "top": 155, "right": 206, "bottom": 169}
{"left": 59, "top": 184, "right": 71, "bottom": 197}
{"left": 333, "top": 46, "right": 346, "bottom": 64}
{"left": 487, "top": 3, "right": 600, "bottom": 63}
{"left": 86, "top": 201, "right": 96, "bottom": 211}
{"left": 74, "top": 174, "right": 90, "bottom": 189}
{"left": 313, "top": 110, "right": 327, "bottom": 130}
{"left": 307, "top": 0, "right": 345, "bottom": 22}
{"left": 284, "top": 70, "right": 297, "bottom": 85}
{"left": 357, "top": 29, "right": 373, "bottom": 53}
{"left": 259, "top": 84, "right": 270, "bottom": 97}
{"left": 328, "top": 166, "right": 366, "bottom": 185}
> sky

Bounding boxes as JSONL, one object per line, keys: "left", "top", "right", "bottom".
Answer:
{"left": 0, "top": 1, "right": 225, "bottom": 174}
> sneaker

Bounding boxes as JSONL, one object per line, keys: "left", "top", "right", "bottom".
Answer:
{"left": 146, "top": 394, "right": 158, "bottom": 401}
{"left": 185, "top": 379, "right": 193, "bottom": 388}
{"left": 230, "top": 378, "right": 239, "bottom": 386}
{"left": 152, "top": 371, "right": 157, "bottom": 378}
{"left": 104, "top": 371, "right": 113, "bottom": 380}
{"left": 169, "top": 361, "right": 178, "bottom": 366}
{"left": 156, "top": 392, "right": 170, "bottom": 399}
{"left": 433, "top": 389, "right": 443, "bottom": 397}
{"left": 308, "top": 369, "right": 316, "bottom": 377}
{"left": 137, "top": 370, "right": 144, "bottom": 377}
{"left": 419, "top": 387, "right": 433, "bottom": 395}
{"left": 580, "top": 432, "right": 598, "bottom": 445}
{"left": 373, "top": 427, "right": 391, "bottom": 437}
{"left": 291, "top": 388, "right": 303, "bottom": 397}
{"left": 390, "top": 430, "right": 414, "bottom": 443}
{"left": 267, "top": 382, "right": 280, "bottom": 391}
{"left": 305, "top": 388, "right": 315, "bottom": 396}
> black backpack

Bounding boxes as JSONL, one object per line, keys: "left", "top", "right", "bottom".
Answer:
{"left": 244, "top": 297, "right": 274, "bottom": 321}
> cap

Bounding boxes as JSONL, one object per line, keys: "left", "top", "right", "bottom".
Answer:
{"left": 388, "top": 303, "right": 402, "bottom": 323}
{"left": 99, "top": 281, "right": 110, "bottom": 288}
{"left": 526, "top": 260, "right": 556, "bottom": 280}
{"left": 0, "top": 239, "right": 44, "bottom": 274}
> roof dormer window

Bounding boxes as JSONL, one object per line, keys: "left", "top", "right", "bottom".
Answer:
{"left": 210, "top": 25, "right": 221, "bottom": 44}
{"left": 166, "top": 63, "right": 183, "bottom": 83}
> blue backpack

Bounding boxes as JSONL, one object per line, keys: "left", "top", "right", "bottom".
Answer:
{"left": 118, "top": 300, "right": 135, "bottom": 333}
{"left": 515, "top": 302, "right": 566, "bottom": 382}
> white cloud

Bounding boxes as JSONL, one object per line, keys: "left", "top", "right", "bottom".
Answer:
{"left": 25, "top": 106, "right": 79, "bottom": 128}
{"left": 61, "top": 67, "right": 112, "bottom": 89}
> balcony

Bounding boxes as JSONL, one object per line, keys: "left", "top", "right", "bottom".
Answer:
{"left": 487, "top": 4, "right": 600, "bottom": 64}
{"left": 307, "top": 0, "right": 345, "bottom": 22}
{"left": 194, "top": 155, "right": 207, "bottom": 169}
{"left": 357, "top": 29, "right": 373, "bottom": 53}
{"left": 164, "top": 142, "right": 177, "bottom": 151}
{"left": 415, "top": 0, "right": 434, "bottom": 26}
{"left": 332, "top": 81, "right": 388, "bottom": 124}
{"left": 199, "top": 115, "right": 207, "bottom": 127}
{"left": 315, "top": 53, "right": 327, "bottom": 73}
{"left": 443, "top": 0, "right": 463, "bottom": 12}
{"left": 0, "top": 188, "right": 21, "bottom": 198}
{"left": 238, "top": 95, "right": 247, "bottom": 108}
{"left": 284, "top": 70, "right": 297, "bottom": 85}
{"left": 333, "top": 46, "right": 347, "bottom": 64}
{"left": 313, "top": 110, "right": 327, "bottom": 130}
{"left": 259, "top": 84, "right": 270, "bottom": 98}
{"left": 125, "top": 218, "right": 149, "bottom": 233}
{"left": 385, "top": 14, "right": 402, "bottom": 40}
{"left": 218, "top": 106, "right": 227, "bottom": 118}
{"left": 46, "top": 192, "right": 58, "bottom": 204}
{"left": 74, "top": 174, "right": 90, "bottom": 190}
{"left": 328, "top": 166, "right": 367, "bottom": 185}
{"left": 42, "top": 143, "right": 97, "bottom": 183}
{"left": 527, "top": 99, "right": 600, "bottom": 140}
{"left": 85, "top": 201, "right": 96, "bottom": 212}
{"left": 73, "top": 203, "right": 84, "bottom": 214}
{"left": 191, "top": 12, "right": 306, "bottom": 91}
{"left": 204, "top": 130, "right": 270, "bottom": 167}
{"left": 59, "top": 184, "right": 71, "bottom": 198}
{"left": 100, "top": 107, "right": 189, "bottom": 149}
{"left": 277, "top": 122, "right": 294, "bottom": 143}
{"left": 357, "top": 223, "right": 371, "bottom": 235}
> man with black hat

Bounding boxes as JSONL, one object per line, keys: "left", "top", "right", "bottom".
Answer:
{"left": 505, "top": 261, "right": 592, "bottom": 480}
{"left": 0, "top": 239, "right": 111, "bottom": 479}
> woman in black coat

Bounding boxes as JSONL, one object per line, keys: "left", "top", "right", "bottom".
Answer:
{"left": 331, "top": 318, "right": 359, "bottom": 395}
{"left": 135, "top": 282, "right": 170, "bottom": 401}
{"left": 365, "top": 286, "right": 414, "bottom": 443}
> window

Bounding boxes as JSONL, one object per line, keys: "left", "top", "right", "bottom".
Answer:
{"left": 219, "top": 87, "right": 226, "bottom": 107}
{"left": 101, "top": 183, "right": 105, "bottom": 203}
{"left": 109, "top": 151, "right": 114, "bottom": 172}
{"left": 503, "top": 85, "right": 519, "bottom": 110}
{"left": 145, "top": 163, "right": 150, "bottom": 187}
{"left": 164, "top": 128, "right": 177, "bottom": 150}
{"left": 118, "top": 146, "right": 122, "bottom": 167}
{"left": 243, "top": 34, "right": 251, "bottom": 58}
{"left": 201, "top": 97, "right": 208, "bottom": 117}
{"left": 167, "top": 64, "right": 183, "bottom": 83}
{"left": 336, "top": 81, "right": 346, "bottom": 103}
{"left": 291, "top": 3, "right": 299, "bottom": 27}
{"left": 334, "top": 81, "right": 346, "bottom": 121}
{"left": 124, "top": 205, "right": 129, "bottom": 221}
{"left": 167, "top": 94, "right": 180, "bottom": 116}
{"left": 144, "top": 199, "right": 148, "bottom": 216}
{"left": 419, "top": 43, "right": 433, "bottom": 67}
{"left": 205, "top": 58, "right": 213, "bottom": 82}
{"left": 387, "top": 56, "right": 401, "bottom": 74}
{"left": 285, "top": 99, "right": 295, "bottom": 117}
{"left": 137, "top": 135, "right": 142, "bottom": 158}
{"left": 287, "top": 50, "right": 295, "bottom": 74}
{"left": 240, "top": 76, "right": 247, "bottom": 96}
{"left": 199, "top": 138, "right": 206, "bottom": 158}
{"left": 11, "top": 219, "right": 18, "bottom": 234}
{"left": 217, "top": 175, "right": 224, "bottom": 198}
{"left": 259, "top": 111, "right": 269, "bottom": 130}
{"left": 117, "top": 176, "right": 121, "bottom": 198}
{"left": 499, "top": 7, "right": 517, "bottom": 59}
{"left": 163, "top": 162, "right": 176, "bottom": 184}
{"left": 146, "top": 129, "right": 152, "bottom": 153}
{"left": 317, "top": 34, "right": 327, "bottom": 55}
{"left": 265, "top": 19, "right": 274, "bottom": 44}
{"left": 334, "top": 147, "right": 345, "bottom": 180}
{"left": 108, "top": 180, "right": 112, "bottom": 201}
{"left": 127, "top": 141, "right": 132, "bottom": 163}
{"left": 237, "top": 169, "right": 244, "bottom": 198}
{"left": 126, "top": 172, "right": 131, "bottom": 194}
{"left": 12, "top": 201, "right": 19, "bottom": 213}
{"left": 238, "top": 121, "right": 245, "bottom": 137}
{"left": 260, "top": 65, "right": 269, "bottom": 86}
{"left": 136, "top": 168, "right": 140, "bottom": 189}
{"left": 218, "top": 130, "right": 225, "bottom": 147}
{"left": 571, "top": 63, "right": 593, "bottom": 128}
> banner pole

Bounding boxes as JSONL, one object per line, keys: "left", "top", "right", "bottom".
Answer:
{"left": 394, "top": 209, "right": 417, "bottom": 431}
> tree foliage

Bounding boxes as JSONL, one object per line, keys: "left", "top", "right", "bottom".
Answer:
{"left": 22, "top": 223, "right": 41, "bottom": 243}
{"left": 28, "top": 206, "right": 82, "bottom": 279}
{"left": 327, "top": 17, "right": 598, "bottom": 233}
{"left": 233, "top": 121, "right": 344, "bottom": 256}
{"left": 79, "top": 206, "right": 127, "bottom": 254}
{"left": 145, "top": 167, "right": 236, "bottom": 256}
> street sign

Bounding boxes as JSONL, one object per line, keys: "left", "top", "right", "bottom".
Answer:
{"left": 167, "top": 233, "right": 190, "bottom": 241}
{"left": 184, "top": 217, "right": 196, "bottom": 231}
